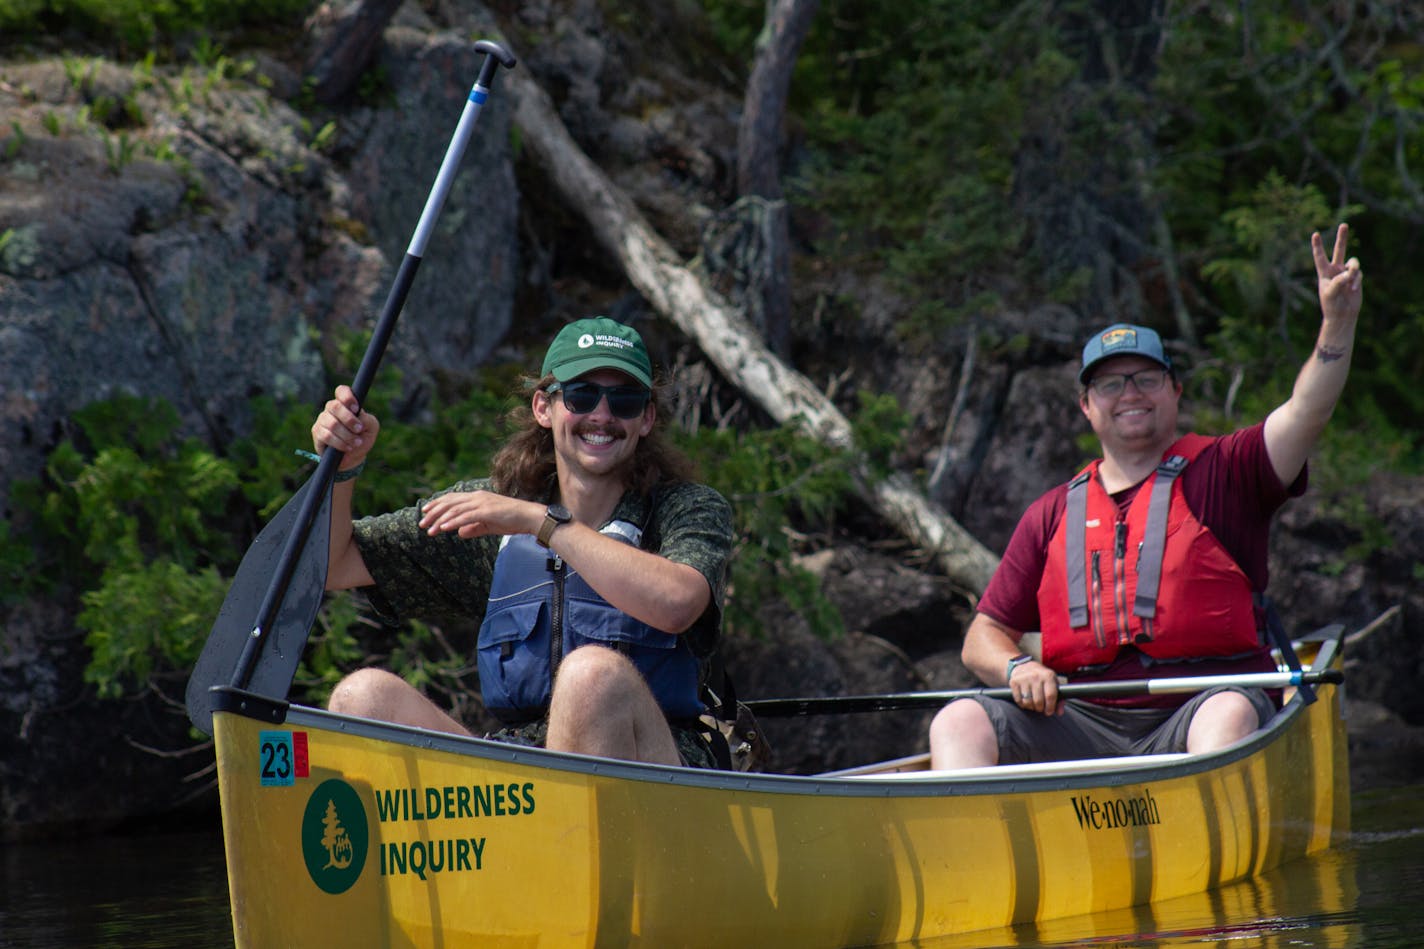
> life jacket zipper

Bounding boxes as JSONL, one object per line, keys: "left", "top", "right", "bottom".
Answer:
{"left": 1090, "top": 549, "right": 1106, "bottom": 648}
{"left": 1136, "top": 540, "right": 1154, "bottom": 642}
{"left": 1113, "top": 520, "right": 1129, "bottom": 645}
{"left": 548, "top": 555, "right": 565, "bottom": 676}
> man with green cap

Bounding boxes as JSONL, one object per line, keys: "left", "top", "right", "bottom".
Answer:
{"left": 311, "top": 316, "right": 735, "bottom": 768}
{"left": 929, "top": 224, "right": 1365, "bottom": 770}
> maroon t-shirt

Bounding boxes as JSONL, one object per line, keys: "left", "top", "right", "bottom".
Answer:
{"left": 979, "top": 422, "right": 1306, "bottom": 700}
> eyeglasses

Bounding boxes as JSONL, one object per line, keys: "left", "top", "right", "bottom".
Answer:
{"left": 1087, "top": 368, "right": 1170, "bottom": 398}
{"left": 547, "top": 381, "right": 651, "bottom": 419}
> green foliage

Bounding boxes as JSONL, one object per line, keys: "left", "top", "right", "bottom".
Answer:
{"left": 3, "top": 397, "right": 239, "bottom": 695}
{"left": 292, "top": 591, "right": 368, "bottom": 699}
{"left": 1192, "top": 172, "right": 1423, "bottom": 471}
{"left": 79, "top": 558, "right": 229, "bottom": 698}
{"left": 3, "top": 326, "right": 527, "bottom": 704}
{"left": 675, "top": 389, "right": 904, "bottom": 641}
{"left": 103, "top": 131, "right": 138, "bottom": 173}
{"left": 1200, "top": 175, "right": 1344, "bottom": 320}
{"left": 268, "top": 329, "right": 521, "bottom": 516}
{"left": 0, "top": 519, "right": 36, "bottom": 606}
{"left": 680, "top": 412, "right": 860, "bottom": 640}
{"left": 36, "top": 396, "right": 240, "bottom": 573}
{"left": 782, "top": 0, "right": 1071, "bottom": 336}
{"left": 1192, "top": 176, "right": 1355, "bottom": 421}
{"left": 308, "top": 119, "right": 337, "bottom": 154}
{"left": 849, "top": 390, "right": 909, "bottom": 476}
{"left": 698, "top": 0, "right": 764, "bottom": 62}
{"left": 702, "top": 0, "right": 1424, "bottom": 471}
{"left": 1147, "top": 4, "right": 1424, "bottom": 468}
{"left": 0, "top": 0, "right": 312, "bottom": 52}
{"left": 4, "top": 120, "right": 24, "bottom": 158}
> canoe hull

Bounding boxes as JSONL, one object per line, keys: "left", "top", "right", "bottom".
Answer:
{"left": 212, "top": 649, "right": 1347, "bottom": 946}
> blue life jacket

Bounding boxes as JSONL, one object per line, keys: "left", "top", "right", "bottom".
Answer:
{"left": 476, "top": 522, "right": 704, "bottom": 724}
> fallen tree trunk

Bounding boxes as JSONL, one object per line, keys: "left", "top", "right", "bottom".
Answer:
{"left": 506, "top": 67, "right": 999, "bottom": 597}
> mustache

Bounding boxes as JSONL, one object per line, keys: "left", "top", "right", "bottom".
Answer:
{"left": 573, "top": 423, "right": 626, "bottom": 440}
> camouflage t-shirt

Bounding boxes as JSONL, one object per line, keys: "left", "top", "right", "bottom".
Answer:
{"left": 350, "top": 478, "right": 734, "bottom": 656}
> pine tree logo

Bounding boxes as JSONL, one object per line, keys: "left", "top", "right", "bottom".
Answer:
{"left": 301, "top": 779, "right": 368, "bottom": 894}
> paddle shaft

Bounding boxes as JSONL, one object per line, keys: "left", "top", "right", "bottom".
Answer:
{"left": 227, "top": 42, "right": 516, "bottom": 691}
{"left": 743, "top": 667, "right": 1345, "bottom": 716}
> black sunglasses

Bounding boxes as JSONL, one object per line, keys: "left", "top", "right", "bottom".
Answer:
{"left": 547, "top": 381, "right": 651, "bottom": 419}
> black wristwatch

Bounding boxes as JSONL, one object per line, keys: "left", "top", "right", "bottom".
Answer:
{"left": 536, "top": 503, "right": 572, "bottom": 548}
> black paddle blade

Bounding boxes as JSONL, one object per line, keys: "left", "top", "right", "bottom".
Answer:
{"left": 185, "top": 477, "right": 333, "bottom": 734}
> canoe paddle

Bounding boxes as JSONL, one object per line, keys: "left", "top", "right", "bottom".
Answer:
{"left": 184, "top": 40, "right": 517, "bottom": 735}
{"left": 743, "top": 667, "right": 1345, "bottom": 716}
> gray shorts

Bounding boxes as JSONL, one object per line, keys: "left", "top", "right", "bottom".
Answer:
{"left": 964, "top": 686, "right": 1278, "bottom": 765}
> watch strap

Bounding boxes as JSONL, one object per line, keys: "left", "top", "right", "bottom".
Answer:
{"left": 536, "top": 505, "right": 570, "bottom": 548}
{"left": 1006, "top": 653, "right": 1034, "bottom": 684}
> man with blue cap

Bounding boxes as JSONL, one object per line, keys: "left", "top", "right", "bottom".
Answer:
{"left": 930, "top": 224, "right": 1364, "bottom": 769}
{"left": 310, "top": 316, "right": 735, "bottom": 768}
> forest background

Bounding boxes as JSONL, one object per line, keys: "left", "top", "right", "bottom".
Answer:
{"left": 1, "top": 0, "right": 1422, "bottom": 835}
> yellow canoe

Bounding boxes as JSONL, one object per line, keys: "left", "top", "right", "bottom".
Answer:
{"left": 209, "top": 631, "right": 1347, "bottom": 947}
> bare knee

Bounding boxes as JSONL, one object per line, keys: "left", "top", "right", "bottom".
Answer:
{"left": 328, "top": 668, "right": 412, "bottom": 718}
{"left": 1186, "top": 691, "right": 1262, "bottom": 753}
{"left": 546, "top": 646, "right": 672, "bottom": 763}
{"left": 327, "top": 667, "right": 470, "bottom": 735}
{"left": 552, "top": 645, "right": 642, "bottom": 713}
{"left": 929, "top": 699, "right": 999, "bottom": 770}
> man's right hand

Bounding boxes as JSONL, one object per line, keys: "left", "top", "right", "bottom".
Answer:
{"left": 1008, "top": 658, "right": 1064, "bottom": 717}
{"left": 312, "top": 384, "right": 381, "bottom": 472}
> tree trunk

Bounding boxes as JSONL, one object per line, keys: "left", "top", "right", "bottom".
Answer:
{"left": 728, "top": 0, "right": 820, "bottom": 358}
{"left": 507, "top": 67, "right": 998, "bottom": 596}
{"left": 303, "top": 0, "right": 404, "bottom": 105}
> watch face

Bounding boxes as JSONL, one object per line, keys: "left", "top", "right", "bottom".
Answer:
{"left": 537, "top": 504, "right": 571, "bottom": 549}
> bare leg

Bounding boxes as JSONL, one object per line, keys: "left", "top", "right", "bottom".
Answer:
{"left": 1185, "top": 690, "right": 1262, "bottom": 753}
{"left": 327, "top": 668, "right": 471, "bottom": 736}
{"left": 929, "top": 699, "right": 1000, "bottom": 770}
{"left": 545, "top": 646, "right": 680, "bottom": 765}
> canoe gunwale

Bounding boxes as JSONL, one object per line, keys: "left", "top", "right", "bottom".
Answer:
{"left": 209, "top": 625, "right": 1343, "bottom": 799}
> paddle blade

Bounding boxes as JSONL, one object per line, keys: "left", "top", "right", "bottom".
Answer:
{"left": 185, "top": 477, "right": 333, "bottom": 734}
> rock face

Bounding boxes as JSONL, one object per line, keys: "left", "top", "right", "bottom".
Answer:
{"left": 0, "top": 17, "right": 518, "bottom": 838}
{"left": 2, "top": 7, "right": 1421, "bottom": 839}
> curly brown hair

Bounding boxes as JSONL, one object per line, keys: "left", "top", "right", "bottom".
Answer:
{"left": 488, "top": 373, "right": 699, "bottom": 499}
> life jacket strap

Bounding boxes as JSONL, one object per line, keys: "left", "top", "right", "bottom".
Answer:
{"left": 1065, "top": 470, "right": 1093, "bottom": 628}
{"left": 1133, "top": 454, "right": 1188, "bottom": 622}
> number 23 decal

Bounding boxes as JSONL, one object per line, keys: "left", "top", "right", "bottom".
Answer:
{"left": 259, "top": 731, "right": 308, "bottom": 786}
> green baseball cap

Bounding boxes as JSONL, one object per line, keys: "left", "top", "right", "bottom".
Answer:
{"left": 541, "top": 317, "right": 653, "bottom": 388}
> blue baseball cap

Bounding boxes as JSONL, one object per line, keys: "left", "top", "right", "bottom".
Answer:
{"left": 1079, "top": 323, "right": 1172, "bottom": 384}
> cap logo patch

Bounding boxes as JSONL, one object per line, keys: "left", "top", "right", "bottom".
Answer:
{"left": 1101, "top": 327, "right": 1136, "bottom": 350}
{"left": 580, "top": 333, "right": 635, "bottom": 352}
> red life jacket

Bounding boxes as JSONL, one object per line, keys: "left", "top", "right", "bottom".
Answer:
{"left": 1036, "top": 434, "right": 1264, "bottom": 672}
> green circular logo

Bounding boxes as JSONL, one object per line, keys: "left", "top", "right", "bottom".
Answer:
{"left": 301, "top": 778, "right": 369, "bottom": 894}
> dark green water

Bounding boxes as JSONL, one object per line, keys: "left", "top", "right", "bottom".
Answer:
{"left": 2, "top": 785, "right": 1419, "bottom": 948}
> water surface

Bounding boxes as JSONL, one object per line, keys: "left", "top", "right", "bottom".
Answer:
{"left": 2, "top": 786, "right": 1419, "bottom": 947}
